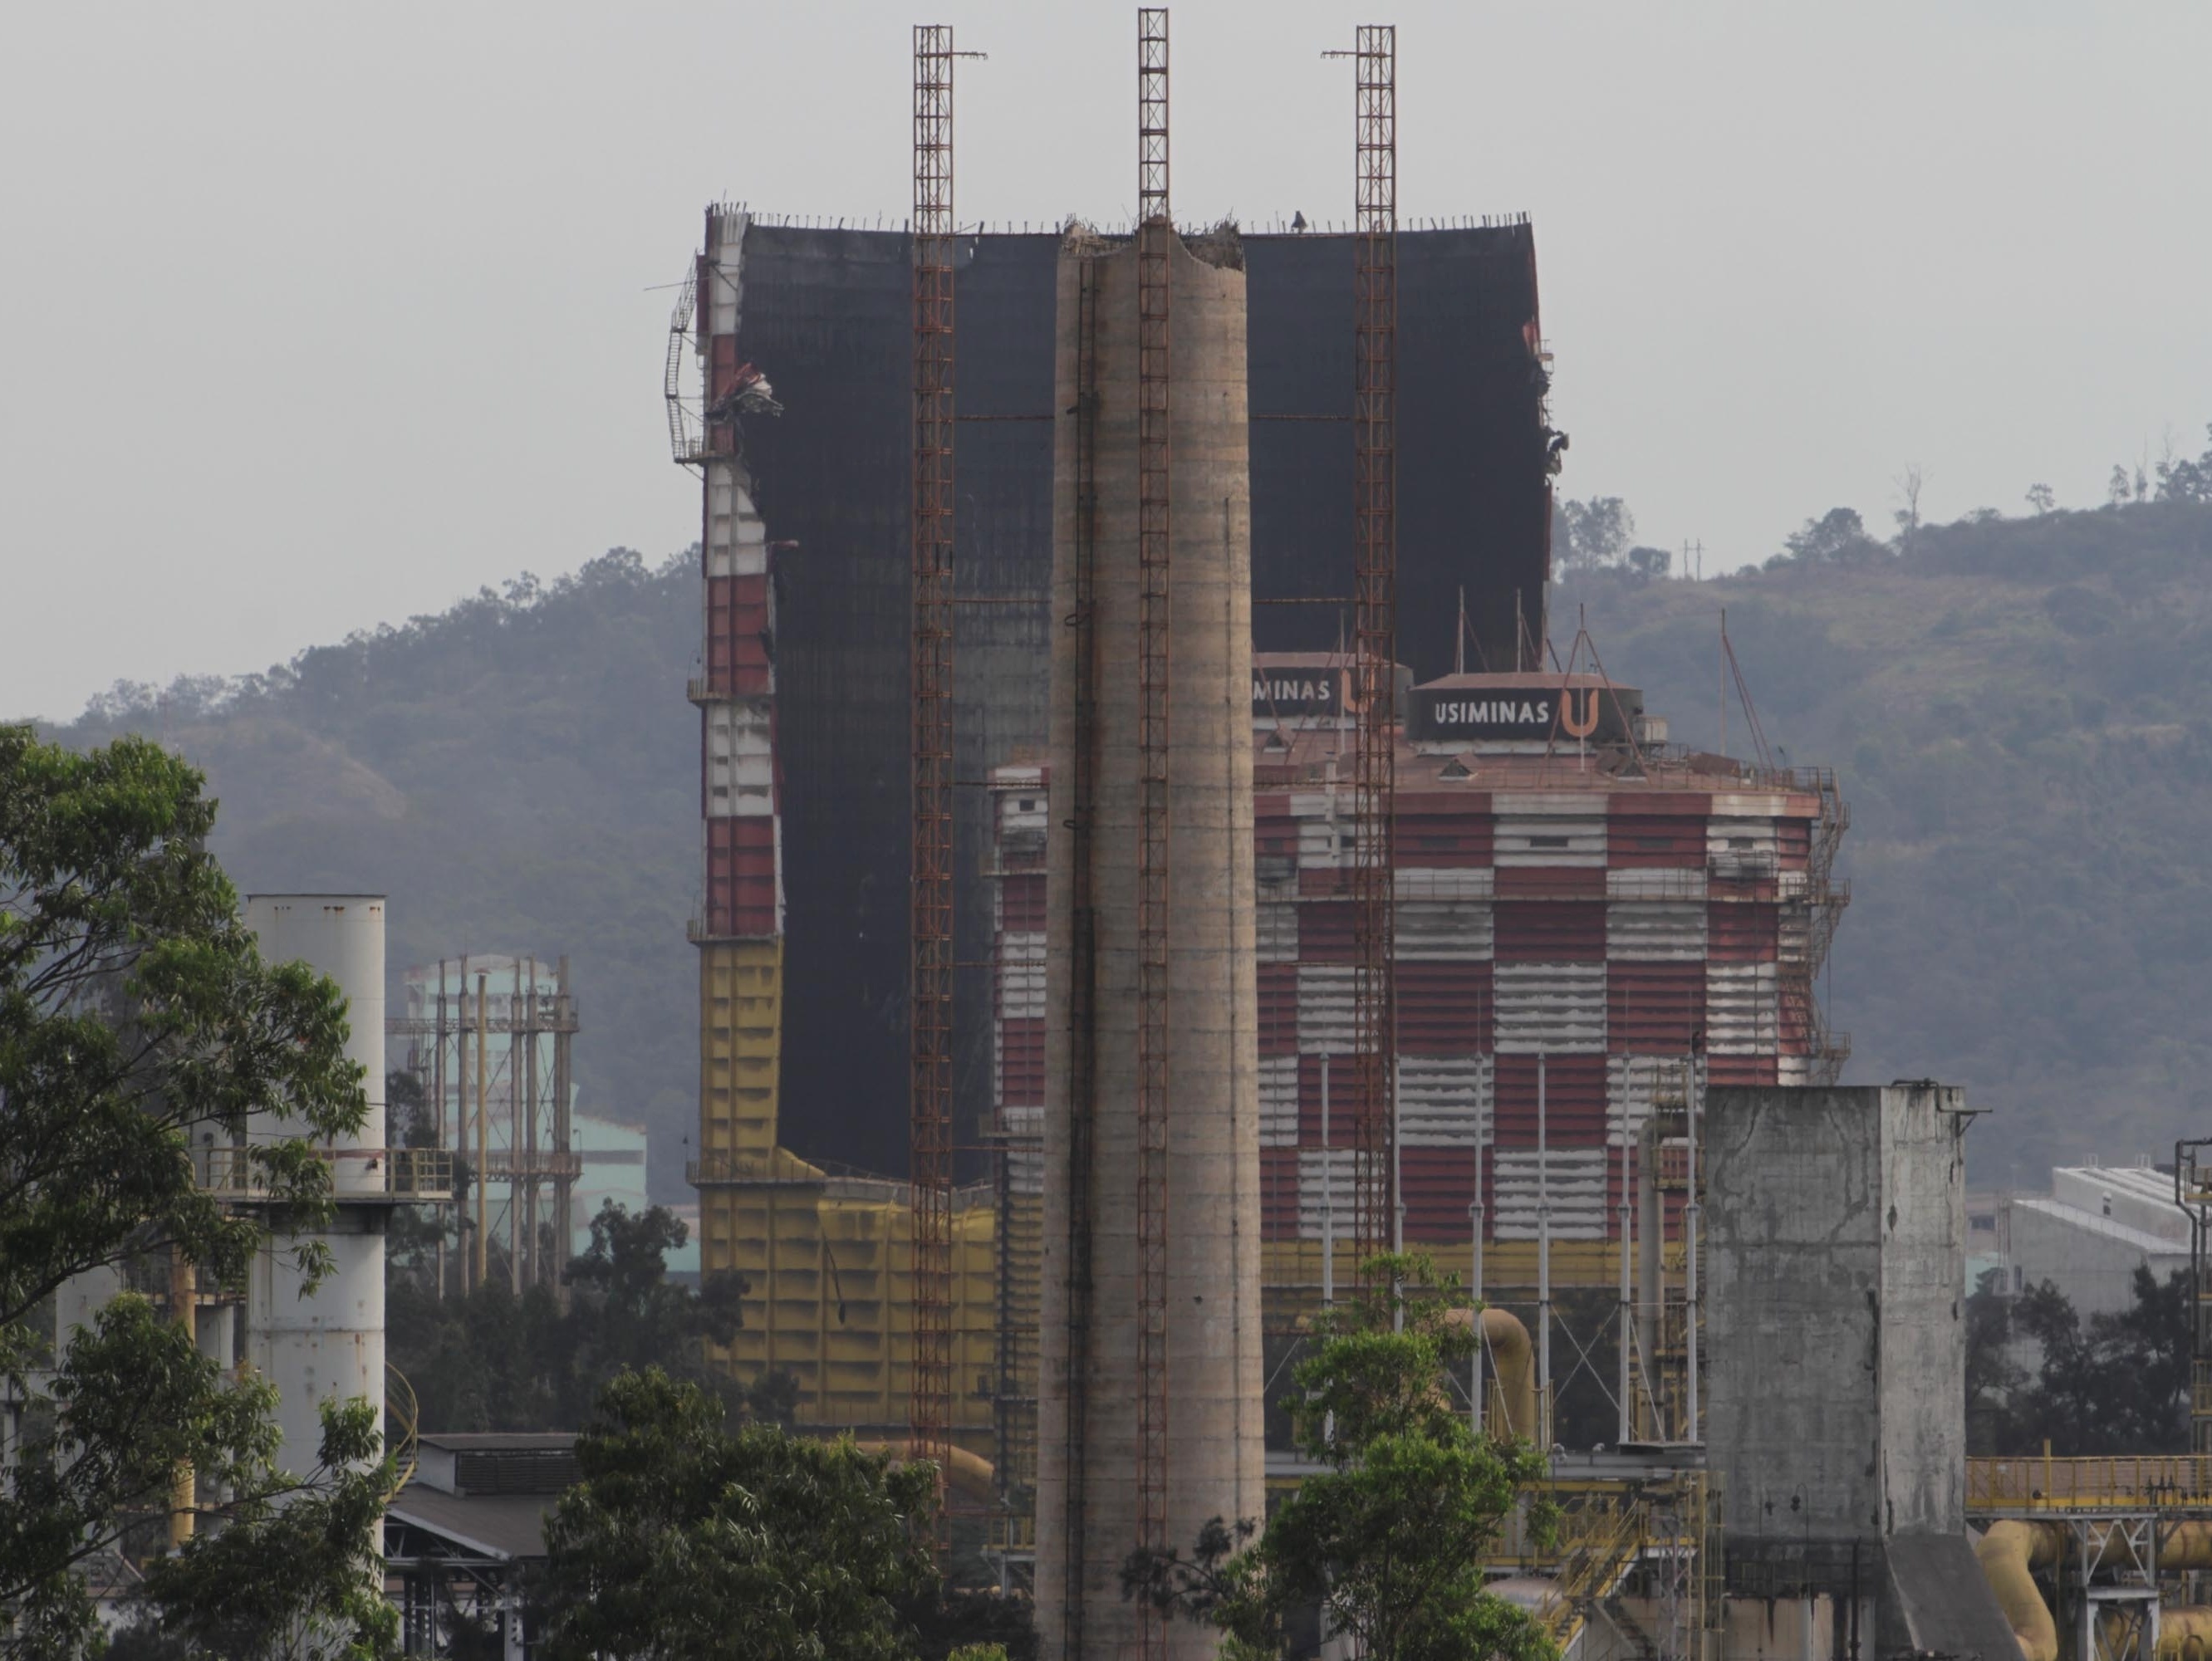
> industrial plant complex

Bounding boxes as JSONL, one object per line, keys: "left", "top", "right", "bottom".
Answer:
{"left": 650, "top": 17, "right": 2212, "bottom": 1658}
{"left": 32, "top": 13, "right": 2212, "bottom": 1661}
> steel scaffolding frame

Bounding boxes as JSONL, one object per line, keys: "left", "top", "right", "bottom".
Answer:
{"left": 1350, "top": 24, "right": 1399, "bottom": 1274}
{"left": 910, "top": 22, "right": 957, "bottom": 1492}
{"left": 2180, "top": 1140, "right": 2212, "bottom": 1455}
{"left": 1060, "top": 251, "right": 1104, "bottom": 1658}
{"left": 1134, "top": 11, "right": 1174, "bottom": 1656}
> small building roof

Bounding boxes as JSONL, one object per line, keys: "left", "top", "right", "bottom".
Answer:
{"left": 416, "top": 1432, "right": 577, "bottom": 1453}
{"left": 387, "top": 1487, "right": 557, "bottom": 1563}
{"left": 2010, "top": 1195, "right": 2188, "bottom": 1258}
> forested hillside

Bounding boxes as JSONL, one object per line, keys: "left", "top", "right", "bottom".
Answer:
{"left": 47, "top": 551, "right": 704, "bottom": 1193}
{"left": 1566, "top": 491, "right": 2212, "bottom": 1182}
{"left": 34, "top": 479, "right": 2212, "bottom": 1190}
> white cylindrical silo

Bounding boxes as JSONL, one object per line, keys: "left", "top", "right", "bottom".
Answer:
{"left": 242, "top": 894, "right": 386, "bottom": 1478}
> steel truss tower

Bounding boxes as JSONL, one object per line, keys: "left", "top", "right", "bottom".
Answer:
{"left": 910, "top": 21, "right": 957, "bottom": 1491}
{"left": 1349, "top": 24, "right": 1399, "bottom": 1273}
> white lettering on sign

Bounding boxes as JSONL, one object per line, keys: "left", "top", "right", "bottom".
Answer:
{"left": 1428, "top": 699, "right": 1552, "bottom": 726}
{"left": 1251, "top": 677, "right": 1337, "bottom": 707}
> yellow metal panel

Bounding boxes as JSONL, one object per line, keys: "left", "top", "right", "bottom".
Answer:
{"left": 699, "top": 939, "right": 783, "bottom": 1160}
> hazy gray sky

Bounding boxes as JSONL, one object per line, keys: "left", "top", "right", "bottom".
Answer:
{"left": 5, "top": 2, "right": 2209, "bottom": 720}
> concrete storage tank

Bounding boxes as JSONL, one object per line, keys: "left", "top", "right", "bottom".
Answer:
{"left": 1032, "top": 226, "right": 1264, "bottom": 1659}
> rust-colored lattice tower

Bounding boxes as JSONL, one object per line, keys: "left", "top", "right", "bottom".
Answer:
{"left": 1134, "top": 7, "right": 1173, "bottom": 1656}
{"left": 1351, "top": 25, "right": 1399, "bottom": 1273}
{"left": 910, "top": 22, "right": 956, "bottom": 1490}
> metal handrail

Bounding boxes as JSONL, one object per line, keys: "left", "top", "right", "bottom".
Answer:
{"left": 1968, "top": 1453, "right": 2212, "bottom": 1512}
{"left": 197, "top": 1145, "right": 455, "bottom": 1203}
{"left": 385, "top": 1361, "right": 421, "bottom": 1496}
{"left": 1537, "top": 1495, "right": 1645, "bottom": 1649}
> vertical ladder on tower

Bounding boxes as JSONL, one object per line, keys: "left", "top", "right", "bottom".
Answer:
{"left": 1134, "top": 12, "right": 1174, "bottom": 1658}
{"left": 910, "top": 21, "right": 958, "bottom": 1516}
{"left": 1345, "top": 24, "right": 1399, "bottom": 1277}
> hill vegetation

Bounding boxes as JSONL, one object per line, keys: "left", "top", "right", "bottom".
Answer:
{"left": 1561, "top": 429, "right": 2212, "bottom": 1181}
{"left": 33, "top": 427, "right": 2212, "bottom": 1189}
{"left": 45, "top": 551, "right": 704, "bottom": 1192}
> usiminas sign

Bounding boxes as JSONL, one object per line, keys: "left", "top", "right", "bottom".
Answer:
{"left": 1407, "top": 679, "right": 1641, "bottom": 745}
{"left": 1250, "top": 672, "right": 1342, "bottom": 716}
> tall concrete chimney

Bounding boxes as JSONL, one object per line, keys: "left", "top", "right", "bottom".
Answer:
{"left": 1034, "top": 225, "right": 1263, "bottom": 1659}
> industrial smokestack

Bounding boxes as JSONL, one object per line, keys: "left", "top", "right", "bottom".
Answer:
{"left": 1034, "top": 223, "right": 1263, "bottom": 1659}
{"left": 241, "top": 895, "right": 388, "bottom": 1481}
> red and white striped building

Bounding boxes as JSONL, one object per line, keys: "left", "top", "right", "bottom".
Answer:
{"left": 988, "top": 656, "right": 1846, "bottom": 1268}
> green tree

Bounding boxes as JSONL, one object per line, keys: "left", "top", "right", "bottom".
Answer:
{"left": 1555, "top": 497, "right": 1634, "bottom": 574}
{"left": 135, "top": 1400, "right": 398, "bottom": 1660}
{"left": 1778, "top": 506, "right": 1886, "bottom": 566}
{"left": 565, "top": 1201, "right": 746, "bottom": 1392}
{"left": 386, "top": 1201, "right": 753, "bottom": 1433}
{"left": 0, "top": 726, "right": 391, "bottom": 1654}
{"left": 537, "top": 1369, "right": 939, "bottom": 1661}
{"left": 2155, "top": 427, "right": 2212, "bottom": 502}
{"left": 1980, "top": 1267, "right": 2191, "bottom": 1455}
{"left": 1964, "top": 1268, "right": 2027, "bottom": 1454}
{"left": 1127, "top": 1253, "right": 1555, "bottom": 1661}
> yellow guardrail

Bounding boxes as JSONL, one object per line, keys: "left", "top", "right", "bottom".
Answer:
{"left": 1968, "top": 1454, "right": 2212, "bottom": 1512}
{"left": 385, "top": 1360, "right": 421, "bottom": 1497}
{"left": 1537, "top": 1495, "right": 1646, "bottom": 1651}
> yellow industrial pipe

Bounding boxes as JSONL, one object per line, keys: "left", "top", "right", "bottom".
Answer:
{"left": 1975, "top": 1520, "right": 2062, "bottom": 1661}
{"left": 1440, "top": 1306, "right": 1537, "bottom": 1441}
{"left": 852, "top": 1439, "right": 998, "bottom": 1504}
{"left": 2161, "top": 1610, "right": 2212, "bottom": 1661}
{"left": 1479, "top": 1307, "right": 1538, "bottom": 1443}
{"left": 2157, "top": 1524, "right": 2212, "bottom": 1568}
{"left": 1975, "top": 1519, "right": 2212, "bottom": 1661}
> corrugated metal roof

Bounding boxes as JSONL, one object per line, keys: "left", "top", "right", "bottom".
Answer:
{"left": 387, "top": 1487, "right": 556, "bottom": 1562}
{"left": 2012, "top": 1197, "right": 2187, "bottom": 1257}
{"left": 2051, "top": 1164, "right": 2176, "bottom": 1206}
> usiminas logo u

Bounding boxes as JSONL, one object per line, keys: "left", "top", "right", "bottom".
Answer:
{"left": 1559, "top": 686, "right": 1601, "bottom": 738}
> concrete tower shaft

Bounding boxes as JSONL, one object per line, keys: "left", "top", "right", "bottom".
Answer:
{"left": 241, "top": 894, "right": 387, "bottom": 1480}
{"left": 1036, "top": 227, "right": 1263, "bottom": 1659}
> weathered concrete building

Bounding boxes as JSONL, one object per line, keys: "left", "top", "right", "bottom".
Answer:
{"left": 1704, "top": 1083, "right": 2017, "bottom": 1658}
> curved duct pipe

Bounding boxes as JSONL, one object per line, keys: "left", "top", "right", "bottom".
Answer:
{"left": 1478, "top": 1307, "right": 1538, "bottom": 1443}
{"left": 1976, "top": 1520, "right": 2212, "bottom": 1661}
{"left": 1975, "top": 1520, "right": 2062, "bottom": 1661}
{"left": 853, "top": 1439, "right": 998, "bottom": 1504}
{"left": 1441, "top": 1306, "right": 1537, "bottom": 1440}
